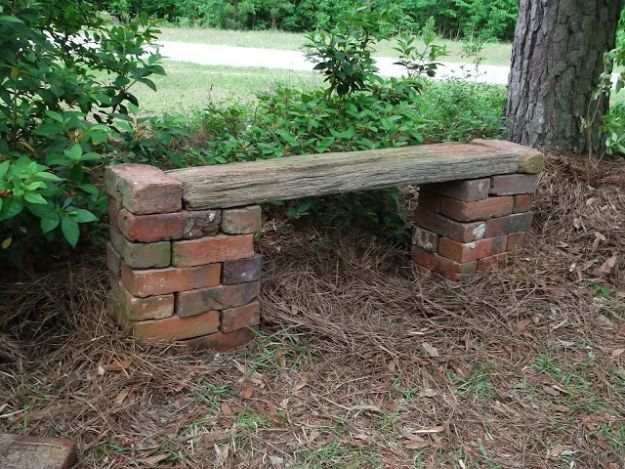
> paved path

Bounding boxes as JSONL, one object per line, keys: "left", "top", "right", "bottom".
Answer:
{"left": 155, "top": 41, "right": 512, "bottom": 85}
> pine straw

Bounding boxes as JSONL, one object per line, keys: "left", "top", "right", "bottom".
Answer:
{"left": 1, "top": 154, "right": 624, "bottom": 468}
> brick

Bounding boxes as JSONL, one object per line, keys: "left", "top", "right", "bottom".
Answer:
{"left": 422, "top": 178, "right": 490, "bottom": 202}
{"left": 109, "top": 227, "right": 171, "bottom": 269}
{"left": 477, "top": 253, "right": 509, "bottom": 272}
{"left": 412, "top": 226, "right": 439, "bottom": 252}
{"left": 489, "top": 174, "right": 538, "bottom": 195}
{"left": 472, "top": 139, "right": 544, "bottom": 174}
{"left": 484, "top": 213, "right": 533, "bottom": 237}
{"left": 221, "top": 301, "right": 260, "bottom": 332}
{"left": 176, "top": 281, "right": 261, "bottom": 317}
{"left": 111, "top": 280, "right": 173, "bottom": 320}
{"left": 183, "top": 328, "right": 255, "bottom": 352}
{"left": 412, "top": 247, "right": 477, "bottom": 280}
{"left": 223, "top": 254, "right": 263, "bottom": 284}
{"left": 117, "top": 209, "right": 221, "bottom": 242}
{"left": 415, "top": 208, "right": 486, "bottom": 243}
{"left": 221, "top": 205, "right": 262, "bottom": 234}
{"left": 0, "top": 433, "right": 78, "bottom": 469}
{"left": 105, "top": 163, "right": 182, "bottom": 214}
{"left": 507, "top": 232, "right": 526, "bottom": 251}
{"left": 121, "top": 262, "right": 221, "bottom": 297}
{"left": 172, "top": 234, "right": 254, "bottom": 267}
{"left": 108, "top": 197, "right": 122, "bottom": 230}
{"left": 440, "top": 196, "right": 513, "bottom": 222}
{"left": 106, "top": 242, "right": 122, "bottom": 276}
{"left": 133, "top": 310, "right": 220, "bottom": 341}
{"left": 513, "top": 194, "right": 534, "bottom": 213}
{"left": 438, "top": 235, "right": 507, "bottom": 263}
{"left": 417, "top": 191, "right": 440, "bottom": 213}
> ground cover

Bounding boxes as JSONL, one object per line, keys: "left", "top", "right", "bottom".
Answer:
{"left": 1, "top": 154, "right": 624, "bottom": 468}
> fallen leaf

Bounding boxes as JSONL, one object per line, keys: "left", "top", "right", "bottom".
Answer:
{"left": 612, "top": 348, "right": 625, "bottom": 360}
{"left": 97, "top": 365, "right": 105, "bottom": 376}
{"left": 137, "top": 453, "right": 169, "bottom": 465}
{"left": 596, "top": 255, "right": 618, "bottom": 276}
{"left": 241, "top": 385, "right": 254, "bottom": 400}
{"left": 592, "top": 232, "right": 606, "bottom": 250}
{"left": 103, "top": 358, "right": 132, "bottom": 372}
{"left": 115, "top": 389, "right": 131, "bottom": 406}
{"left": 419, "top": 388, "right": 437, "bottom": 398}
{"left": 421, "top": 342, "right": 439, "bottom": 358}
{"left": 221, "top": 402, "right": 233, "bottom": 416}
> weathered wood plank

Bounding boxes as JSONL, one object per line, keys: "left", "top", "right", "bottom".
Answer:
{"left": 168, "top": 142, "right": 521, "bottom": 209}
{"left": 0, "top": 433, "right": 77, "bottom": 469}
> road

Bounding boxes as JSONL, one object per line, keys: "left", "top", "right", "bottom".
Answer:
{"left": 155, "top": 40, "right": 512, "bottom": 85}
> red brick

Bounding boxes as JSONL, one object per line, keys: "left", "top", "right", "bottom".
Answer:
{"left": 223, "top": 254, "right": 263, "bottom": 284}
{"left": 412, "top": 247, "right": 477, "bottom": 280}
{"left": 422, "top": 178, "right": 490, "bottom": 202}
{"left": 489, "top": 174, "right": 538, "bottom": 195}
{"left": 412, "top": 226, "right": 439, "bottom": 252}
{"left": 221, "top": 301, "right": 260, "bottom": 332}
{"left": 183, "top": 328, "right": 255, "bottom": 352}
{"left": 105, "top": 163, "right": 182, "bottom": 214}
{"left": 176, "top": 281, "right": 261, "bottom": 317}
{"left": 0, "top": 433, "right": 78, "bottom": 469}
{"left": 106, "top": 242, "right": 122, "bottom": 275}
{"left": 440, "top": 196, "right": 513, "bottom": 222}
{"left": 472, "top": 139, "right": 544, "bottom": 174}
{"left": 513, "top": 194, "right": 534, "bottom": 213}
{"left": 121, "top": 262, "right": 221, "bottom": 297}
{"left": 172, "top": 234, "right": 254, "bottom": 267}
{"left": 133, "top": 310, "right": 220, "bottom": 341}
{"left": 438, "top": 235, "right": 507, "bottom": 263}
{"left": 117, "top": 209, "right": 221, "bottom": 242}
{"left": 221, "top": 206, "right": 262, "bottom": 234}
{"left": 417, "top": 191, "right": 440, "bottom": 213}
{"left": 484, "top": 213, "right": 533, "bottom": 237}
{"left": 415, "top": 208, "right": 486, "bottom": 243}
{"left": 110, "top": 227, "right": 171, "bottom": 269}
{"left": 111, "top": 280, "right": 174, "bottom": 320}
{"left": 507, "top": 232, "right": 526, "bottom": 251}
{"left": 477, "top": 253, "right": 509, "bottom": 272}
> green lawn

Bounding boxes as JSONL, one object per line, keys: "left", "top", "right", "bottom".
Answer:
{"left": 131, "top": 60, "right": 323, "bottom": 114}
{"left": 157, "top": 27, "right": 513, "bottom": 66}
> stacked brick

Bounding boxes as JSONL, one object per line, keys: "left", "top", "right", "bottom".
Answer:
{"left": 105, "top": 164, "right": 262, "bottom": 351}
{"left": 412, "top": 140, "right": 543, "bottom": 280}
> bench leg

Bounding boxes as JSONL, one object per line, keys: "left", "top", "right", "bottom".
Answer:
{"left": 105, "top": 164, "right": 261, "bottom": 351}
{"left": 413, "top": 173, "right": 538, "bottom": 280}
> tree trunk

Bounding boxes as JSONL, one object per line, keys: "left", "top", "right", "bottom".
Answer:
{"left": 505, "top": 0, "right": 622, "bottom": 154}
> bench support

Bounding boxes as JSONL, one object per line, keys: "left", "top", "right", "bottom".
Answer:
{"left": 105, "top": 164, "right": 262, "bottom": 351}
{"left": 413, "top": 170, "right": 538, "bottom": 279}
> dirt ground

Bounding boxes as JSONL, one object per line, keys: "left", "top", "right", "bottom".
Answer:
{"left": 1, "top": 154, "right": 624, "bottom": 468}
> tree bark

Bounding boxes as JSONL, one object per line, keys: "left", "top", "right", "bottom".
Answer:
{"left": 505, "top": 0, "right": 622, "bottom": 154}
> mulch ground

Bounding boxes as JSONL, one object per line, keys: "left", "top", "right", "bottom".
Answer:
{"left": 1, "top": 154, "right": 624, "bottom": 468}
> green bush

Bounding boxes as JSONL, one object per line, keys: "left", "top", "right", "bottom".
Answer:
{"left": 0, "top": 0, "right": 163, "bottom": 260}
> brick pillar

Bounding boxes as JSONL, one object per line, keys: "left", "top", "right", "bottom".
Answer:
{"left": 412, "top": 140, "right": 543, "bottom": 280}
{"left": 105, "top": 164, "right": 262, "bottom": 351}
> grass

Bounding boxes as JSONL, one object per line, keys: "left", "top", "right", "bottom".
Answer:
{"left": 129, "top": 60, "right": 323, "bottom": 114}
{"left": 157, "top": 26, "right": 513, "bottom": 66}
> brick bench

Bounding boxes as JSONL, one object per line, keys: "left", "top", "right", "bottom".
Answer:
{"left": 105, "top": 139, "right": 543, "bottom": 349}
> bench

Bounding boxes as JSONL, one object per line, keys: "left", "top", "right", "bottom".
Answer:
{"left": 105, "top": 139, "right": 543, "bottom": 350}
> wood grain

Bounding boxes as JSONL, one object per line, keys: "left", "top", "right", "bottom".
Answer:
{"left": 167, "top": 142, "right": 522, "bottom": 209}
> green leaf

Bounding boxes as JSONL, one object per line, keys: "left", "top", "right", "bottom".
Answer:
{"left": 73, "top": 209, "right": 97, "bottom": 223}
{"left": 24, "top": 192, "right": 47, "bottom": 204}
{"left": 65, "top": 144, "right": 83, "bottom": 161}
{"left": 1, "top": 237, "right": 12, "bottom": 250}
{"left": 35, "top": 171, "right": 62, "bottom": 182}
{"left": 61, "top": 217, "right": 80, "bottom": 248}
{"left": 41, "top": 216, "right": 60, "bottom": 234}
{"left": 0, "top": 199, "right": 23, "bottom": 220}
{"left": 0, "top": 161, "right": 10, "bottom": 178}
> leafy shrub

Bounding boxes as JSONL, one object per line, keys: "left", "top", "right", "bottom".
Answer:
{"left": 0, "top": 0, "right": 163, "bottom": 260}
{"left": 601, "top": 9, "right": 625, "bottom": 157}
